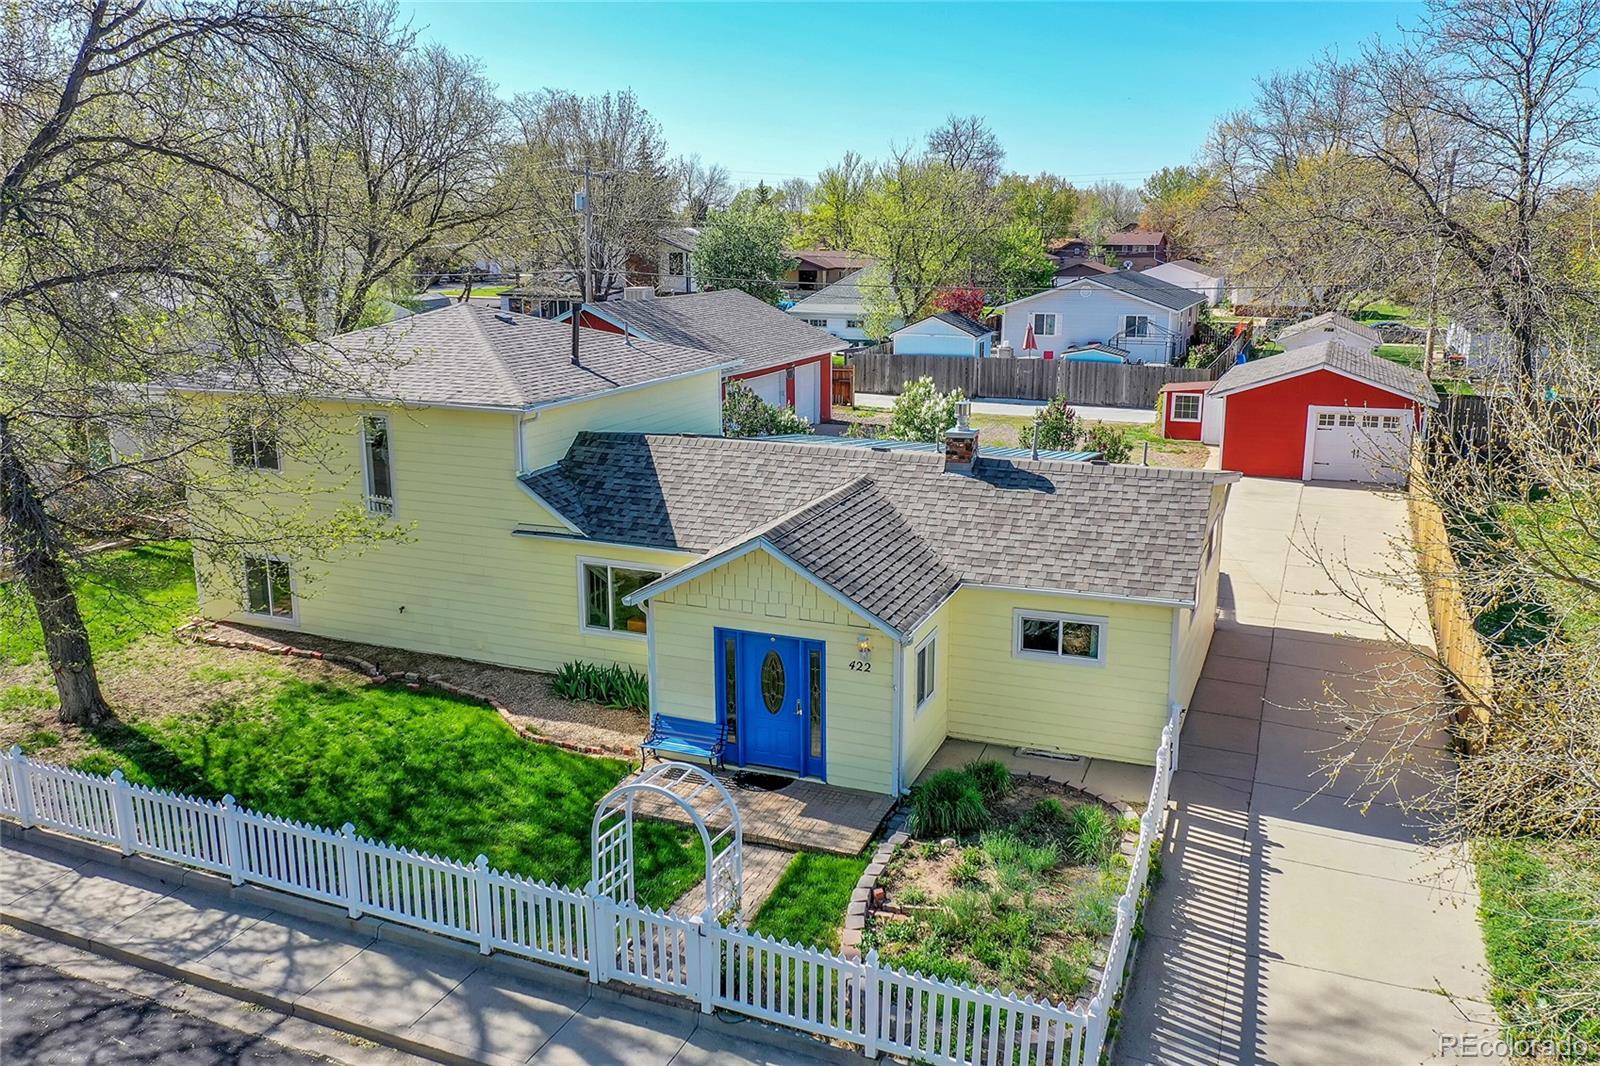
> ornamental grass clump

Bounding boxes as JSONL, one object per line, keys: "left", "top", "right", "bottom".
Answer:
{"left": 909, "top": 768, "right": 989, "bottom": 837}
{"left": 1065, "top": 803, "right": 1119, "bottom": 865}
{"left": 551, "top": 660, "right": 650, "bottom": 711}
{"left": 963, "top": 758, "right": 1015, "bottom": 802}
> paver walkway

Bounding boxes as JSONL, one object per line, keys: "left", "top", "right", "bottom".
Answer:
{"left": 670, "top": 843, "right": 792, "bottom": 920}
{"left": 625, "top": 768, "right": 892, "bottom": 855}
{"left": 1115, "top": 479, "right": 1501, "bottom": 1066}
{"left": 2, "top": 831, "right": 853, "bottom": 1066}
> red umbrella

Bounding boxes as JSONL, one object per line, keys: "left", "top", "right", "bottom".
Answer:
{"left": 1023, "top": 322, "right": 1037, "bottom": 352}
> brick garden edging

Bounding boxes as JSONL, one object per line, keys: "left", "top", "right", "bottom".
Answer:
{"left": 839, "top": 773, "right": 1142, "bottom": 1003}
{"left": 177, "top": 620, "right": 641, "bottom": 761}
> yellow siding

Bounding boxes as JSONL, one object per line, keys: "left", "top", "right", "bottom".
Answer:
{"left": 195, "top": 400, "right": 691, "bottom": 673}
{"left": 520, "top": 372, "right": 722, "bottom": 472}
{"left": 945, "top": 588, "right": 1175, "bottom": 765}
{"left": 1175, "top": 511, "right": 1224, "bottom": 707}
{"left": 648, "top": 548, "right": 895, "bottom": 793}
{"left": 901, "top": 598, "right": 954, "bottom": 782}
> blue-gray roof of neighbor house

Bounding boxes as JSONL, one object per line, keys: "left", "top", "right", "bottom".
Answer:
{"left": 758, "top": 434, "right": 1099, "bottom": 463}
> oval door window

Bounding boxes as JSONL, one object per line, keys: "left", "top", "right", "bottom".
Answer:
{"left": 761, "top": 650, "right": 785, "bottom": 714}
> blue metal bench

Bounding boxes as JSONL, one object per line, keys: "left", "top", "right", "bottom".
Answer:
{"left": 642, "top": 715, "right": 729, "bottom": 769}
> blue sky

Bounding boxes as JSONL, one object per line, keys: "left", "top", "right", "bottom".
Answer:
{"left": 399, "top": 2, "right": 1418, "bottom": 186}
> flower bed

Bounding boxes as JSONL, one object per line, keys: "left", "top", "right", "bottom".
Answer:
{"left": 861, "top": 761, "right": 1136, "bottom": 1004}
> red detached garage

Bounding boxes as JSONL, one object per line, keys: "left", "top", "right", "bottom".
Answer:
{"left": 1208, "top": 340, "right": 1438, "bottom": 485}
{"left": 1159, "top": 381, "right": 1211, "bottom": 442}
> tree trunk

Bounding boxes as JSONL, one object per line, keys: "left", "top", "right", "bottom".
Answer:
{"left": 0, "top": 414, "right": 111, "bottom": 726}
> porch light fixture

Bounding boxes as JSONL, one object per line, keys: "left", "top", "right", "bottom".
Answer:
{"left": 857, "top": 634, "right": 872, "bottom": 655}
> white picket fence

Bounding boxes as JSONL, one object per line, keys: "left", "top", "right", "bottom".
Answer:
{"left": 0, "top": 710, "right": 1180, "bottom": 1064}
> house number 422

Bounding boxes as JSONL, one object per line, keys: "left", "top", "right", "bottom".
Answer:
{"left": 849, "top": 660, "right": 871, "bottom": 672}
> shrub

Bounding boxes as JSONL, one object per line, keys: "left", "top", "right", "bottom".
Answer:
{"left": 551, "top": 660, "right": 650, "bottom": 711}
{"left": 722, "top": 379, "right": 814, "bottom": 437}
{"left": 885, "top": 376, "right": 965, "bottom": 443}
{"left": 1022, "top": 798, "right": 1067, "bottom": 836}
{"left": 908, "top": 769, "right": 989, "bottom": 837}
{"left": 1018, "top": 396, "right": 1081, "bottom": 452}
{"left": 963, "top": 759, "right": 1014, "bottom": 802}
{"left": 1065, "top": 804, "right": 1120, "bottom": 864}
{"left": 1084, "top": 423, "right": 1133, "bottom": 464}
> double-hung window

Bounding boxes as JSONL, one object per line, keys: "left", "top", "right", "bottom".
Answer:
{"left": 1032, "top": 313, "right": 1057, "bottom": 337}
{"left": 230, "top": 422, "right": 279, "bottom": 470}
{"left": 668, "top": 251, "right": 686, "bottom": 276}
{"left": 1124, "top": 315, "right": 1150, "bottom": 338}
{"left": 362, "top": 414, "right": 394, "bottom": 516}
{"left": 1014, "top": 610, "right": 1106, "bottom": 664}
{"left": 1171, "top": 393, "right": 1202, "bottom": 421}
{"left": 915, "top": 633, "right": 937, "bottom": 710}
{"left": 581, "top": 561, "right": 662, "bottom": 636}
{"left": 242, "top": 556, "right": 295, "bottom": 620}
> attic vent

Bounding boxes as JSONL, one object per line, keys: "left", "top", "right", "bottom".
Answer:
{"left": 494, "top": 313, "right": 515, "bottom": 324}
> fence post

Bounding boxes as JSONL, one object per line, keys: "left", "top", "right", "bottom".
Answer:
{"left": 584, "top": 887, "right": 606, "bottom": 984}
{"left": 109, "top": 770, "right": 136, "bottom": 856}
{"left": 692, "top": 918, "right": 715, "bottom": 1014}
{"left": 9, "top": 746, "right": 35, "bottom": 829}
{"left": 861, "top": 948, "right": 881, "bottom": 1058}
{"left": 340, "top": 823, "right": 362, "bottom": 919}
{"left": 474, "top": 854, "right": 493, "bottom": 956}
{"left": 221, "top": 795, "right": 244, "bottom": 886}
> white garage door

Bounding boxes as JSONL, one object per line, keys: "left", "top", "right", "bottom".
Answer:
{"left": 793, "top": 361, "right": 821, "bottom": 424}
{"left": 743, "top": 370, "right": 786, "bottom": 409}
{"left": 1305, "top": 406, "right": 1414, "bottom": 485}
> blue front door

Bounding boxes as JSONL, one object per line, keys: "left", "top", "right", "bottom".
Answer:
{"left": 730, "top": 631, "right": 823, "bottom": 776}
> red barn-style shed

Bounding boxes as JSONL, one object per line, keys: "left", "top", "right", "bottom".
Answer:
{"left": 1159, "top": 381, "right": 1212, "bottom": 441}
{"left": 1207, "top": 340, "right": 1438, "bottom": 485}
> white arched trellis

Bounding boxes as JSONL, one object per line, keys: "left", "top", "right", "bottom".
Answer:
{"left": 590, "top": 762, "right": 743, "bottom": 920}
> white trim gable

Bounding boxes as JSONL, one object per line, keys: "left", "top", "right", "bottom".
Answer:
{"left": 1210, "top": 360, "right": 1435, "bottom": 407}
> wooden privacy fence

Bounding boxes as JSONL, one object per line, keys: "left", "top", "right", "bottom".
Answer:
{"left": 1, "top": 718, "right": 1181, "bottom": 1065}
{"left": 1407, "top": 446, "right": 1493, "bottom": 727}
{"left": 849, "top": 351, "right": 1215, "bottom": 407}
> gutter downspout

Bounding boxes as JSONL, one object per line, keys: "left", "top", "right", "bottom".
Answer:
{"left": 891, "top": 635, "right": 908, "bottom": 795}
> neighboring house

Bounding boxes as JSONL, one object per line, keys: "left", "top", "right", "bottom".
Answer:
{"left": 1054, "top": 259, "right": 1116, "bottom": 282}
{"left": 782, "top": 250, "right": 873, "bottom": 293}
{"left": 1047, "top": 237, "right": 1092, "bottom": 262}
{"left": 1207, "top": 340, "right": 1437, "bottom": 484}
{"left": 656, "top": 227, "right": 700, "bottom": 294}
{"left": 1102, "top": 229, "right": 1169, "bottom": 270}
{"left": 995, "top": 270, "right": 1204, "bottom": 365}
{"left": 1158, "top": 381, "right": 1212, "bottom": 442}
{"left": 890, "top": 312, "right": 994, "bottom": 358}
{"left": 175, "top": 305, "right": 1238, "bottom": 796}
{"left": 558, "top": 288, "right": 847, "bottom": 424}
{"left": 786, "top": 269, "right": 892, "bottom": 345}
{"left": 1273, "top": 312, "right": 1381, "bottom": 355}
{"left": 1142, "top": 260, "right": 1225, "bottom": 306}
{"left": 1445, "top": 318, "right": 1544, "bottom": 379}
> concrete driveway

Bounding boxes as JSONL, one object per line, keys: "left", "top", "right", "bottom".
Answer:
{"left": 1115, "top": 479, "right": 1501, "bottom": 1065}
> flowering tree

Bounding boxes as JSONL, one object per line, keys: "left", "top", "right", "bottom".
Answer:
{"left": 934, "top": 288, "right": 986, "bottom": 320}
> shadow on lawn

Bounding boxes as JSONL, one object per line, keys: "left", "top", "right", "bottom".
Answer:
{"left": 71, "top": 678, "right": 704, "bottom": 908}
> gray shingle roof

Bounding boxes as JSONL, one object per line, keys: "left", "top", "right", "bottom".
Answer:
{"left": 523, "top": 433, "right": 1236, "bottom": 628}
{"left": 581, "top": 289, "right": 846, "bottom": 373}
{"left": 1210, "top": 339, "right": 1439, "bottom": 406}
{"left": 926, "top": 312, "right": 993, "bottom": 338}
{"left": 173, "top": 303, "right": 735, "bottom": 411}
{"left": 788, "top": 268, "right": 869, "bottom": 316}
{"left": 1275, "top": 312, "right": 1382, "bottom": 345}
{"left": 1080, "top": 270, "right": 1205, "bottom": 311}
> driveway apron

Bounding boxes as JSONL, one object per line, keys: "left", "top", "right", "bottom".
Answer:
{"left": 1114, "top": 479, "right": 1500, "bottom": 1066}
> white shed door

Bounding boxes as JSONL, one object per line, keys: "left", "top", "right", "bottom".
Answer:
{"left": 1305, "top": 407, "right": 1413, "bottom": 485}
{"left": 793, "top": 361, "right": 821, "bottom": 424}
{"left": 744, "top": 370, "right": 786, "bottom": 409}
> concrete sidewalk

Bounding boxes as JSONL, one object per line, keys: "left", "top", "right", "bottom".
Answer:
{"left": 1, "top": 829, "right": 853, "bottom": 1066}
{"left": 1115, "top": 479, "right": 1501, "bottom": 1066}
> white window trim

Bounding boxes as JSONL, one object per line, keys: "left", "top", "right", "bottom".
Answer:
{"left": 913, "top": 629, "right": 938, "bottom": 714}
{"left": 240, "top": 554, "right": 299, "bottom": 625}
{"left": 1012, "top": 608, "right": 1107, "bottom": 666}
{"left": 360, "top": 412, "right": 396, "bottom": 518}
{"left": 1169, "top": 393, "right": 1203, "bottom": 423}
{"left": 576, "top": 557, "right": 662, "bottom": 640}
{"left": 1032, "top": 312, "right": 1057, "bottom": 337}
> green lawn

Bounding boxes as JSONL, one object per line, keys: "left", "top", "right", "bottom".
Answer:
{"left": 1352, "top": 300, "right": 1421, "bottom": 324}
{"left": 4, "top": 541, "right": 701, "bottom": 909}
{"left": 1474, "top": 837, "right": 1600, "bottom": 1053}
{"left": 1376, "top": 343, "right": 1424, "bottom": 369}
{"left": 749, "top": 851, "right": 869, "bottom": 951}
{"left": 1, "top": 542, "right": 197, "bottom": 666}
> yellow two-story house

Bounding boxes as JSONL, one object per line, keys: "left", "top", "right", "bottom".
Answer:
{"left": 187, "top": 302, "right": 1237, "bottom": 796}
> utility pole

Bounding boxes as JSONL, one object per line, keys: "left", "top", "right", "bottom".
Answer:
{"left": 1423, "top": 148, "right": 1458, "bottom": 375}
{"left": 570, "top": 164, "right": 593, "bottom": 368}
